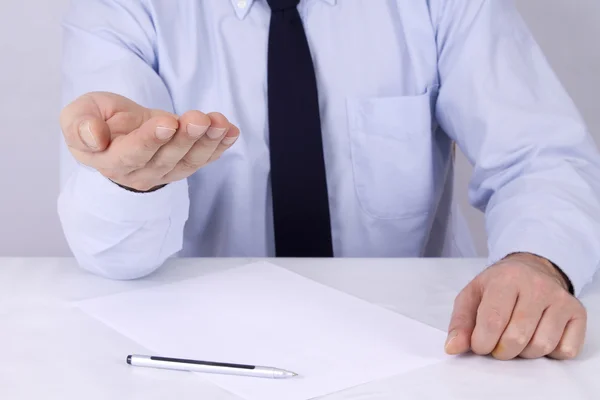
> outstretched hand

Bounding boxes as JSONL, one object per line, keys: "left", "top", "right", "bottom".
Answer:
{"left": 60, "top": 92, "right": 240, "bottom": 191}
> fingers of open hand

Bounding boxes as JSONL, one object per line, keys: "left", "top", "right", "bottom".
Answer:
{"left": 163, "top": 112, "right": 240, "bottom": 181}
{"left": 206, "top": 124, "right": 240, "bottom": 163}
{"left": 141, "top": 110, "right": 212, "bottom": 175}
{"left": 180, "top": 112, "right": 229, "bottom": 168}
{"left": 70, "top": 108, "right": 240, "bottom": 191}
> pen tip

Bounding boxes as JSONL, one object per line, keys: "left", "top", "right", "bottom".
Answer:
{"left": 275, "top": 369, "right": 297, "bottom": 378}
{"left": 126, "top": 355, "right": 132, "bottom": 365}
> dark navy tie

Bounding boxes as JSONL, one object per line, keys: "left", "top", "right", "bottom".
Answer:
{"left": 266, "top": 0, "right": 333, "bottom": 257}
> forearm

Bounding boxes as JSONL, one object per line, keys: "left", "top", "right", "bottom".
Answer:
{"left": 58, "top": 165, "right": 190, "bottom": 280}
{"left": 58, "top": 0, "right": 184, "bottom": 279}
{"left": 434, "top": 0, "right": 600, "bottom": 295}
{"left": 484, "top": 161, "right": 600, "bottom": 296}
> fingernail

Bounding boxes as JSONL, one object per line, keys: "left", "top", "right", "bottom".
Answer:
{"left": 445, "top": 330, "right": 458, "bottom": 351}
{"left": 206, "top": 127, "right": 227, "bottom": 140}
{"left": 156, "top": 126, "right": 176, "bottom": 140}
{"left": 79, "top": 121, "right": 97, "bottom": 149}
{"left": 187, "top": 123, "right": 208, "bottom": 138}
{"left": 221, "top": 136, "right": 238, "bottom": 146}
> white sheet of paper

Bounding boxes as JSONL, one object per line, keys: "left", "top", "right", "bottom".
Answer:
{"left": 76, "top": 262, "right": 449, "bottom": 400}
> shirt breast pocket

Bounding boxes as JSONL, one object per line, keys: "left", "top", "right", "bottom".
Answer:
{"left": 346, "top": 89, "right": 436, "bottom": 220}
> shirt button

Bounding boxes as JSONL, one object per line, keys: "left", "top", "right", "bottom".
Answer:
{"left": 237, "top": 0, "right": 247, "bottom": 8}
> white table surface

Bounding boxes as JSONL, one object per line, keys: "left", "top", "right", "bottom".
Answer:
{"left": 1, "top": 257, "right": 599, "bottom": 400}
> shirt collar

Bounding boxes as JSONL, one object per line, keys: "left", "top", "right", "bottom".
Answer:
{"left": 231, "top": 0, "right": 337, "bottom": 20}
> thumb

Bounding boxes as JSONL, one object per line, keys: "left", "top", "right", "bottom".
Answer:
{"left": 445, "top": 281, "right": 482, "bottom": 355}
{"left": 60, "top": 93, "right": 113, "bottom": 152}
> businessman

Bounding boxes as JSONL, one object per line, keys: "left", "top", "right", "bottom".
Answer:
{"left": 58, "top": 0, "right": 600, "bottom": 361}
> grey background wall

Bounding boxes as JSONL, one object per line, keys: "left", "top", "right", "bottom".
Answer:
{"left": 0, "top": 0, "right": 598, "bottom": 257}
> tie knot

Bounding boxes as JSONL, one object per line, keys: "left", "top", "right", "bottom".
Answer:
{"left": 266, "top": 0, "right": 300, "bottom": 12}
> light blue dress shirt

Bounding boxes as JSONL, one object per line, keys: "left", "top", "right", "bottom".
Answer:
{"left": 58, "top": 0, "right": 600, "bottom": 295}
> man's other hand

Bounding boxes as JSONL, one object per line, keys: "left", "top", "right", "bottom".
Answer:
{"left": 445, "top": 253, "right": 587, "bottom": 360}
{"left": 60, "top": 92, "right": 240, "bottom": 191}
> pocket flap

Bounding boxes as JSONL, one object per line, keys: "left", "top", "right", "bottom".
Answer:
{"left": 347, "top": 89, "right": 434, "bottom": 140}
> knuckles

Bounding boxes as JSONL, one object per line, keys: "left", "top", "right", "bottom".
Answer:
{"left": 149, "top": 159, "right": 177, "bottom": 171}
{"left": 484, "top": 308, "right": 506, "bottom": 332}
{"left": 527, "top": 338, "right": 556, "bottom": 357}
{"left": 542, "top": 341, "right": 557, "bottom": 355}
{"left": 551, "top": 287, "right": 572, "bottom": 306}
{"left": 467, "top": 260, "right": 588, "bottom": 361}
{"left": 531, "top": 274, "right": 549, "bottom": 293}
{"left": 497, "top": 264, "right": 524, "bottom": 280}
{"left": 117, "top": 153, "right": 147, "bottom": 170}
{"left": 529, "top": 275, "right": 555, "bottom": 302}
{"left": 179, "top": 158, "right": 204, "bottom": 171}
{"left": 502, "top": 330, "right": 529, "bottom": 347}
{"left": 490, "top": 262, "right": 569, "bottom": 303}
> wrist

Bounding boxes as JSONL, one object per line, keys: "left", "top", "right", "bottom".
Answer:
{"left": 110, "top": 180, "right": 168, "bottom": 193}
{"left": 504, "top": 252, "right": 573, "bottom": 294}
{"left": 69, "top": 166, "right": 182, "bottom": 222}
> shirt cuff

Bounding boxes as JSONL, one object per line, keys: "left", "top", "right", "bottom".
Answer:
{"left": 70, "top": 165, "right": 188, "bottom": 222}
{"left": 488, "top": 222, "right": 595, "bottom": 297}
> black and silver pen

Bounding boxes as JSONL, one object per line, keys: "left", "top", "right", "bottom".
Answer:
{"left": 126, "top": 354, "right": 298, "bottom": 379}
